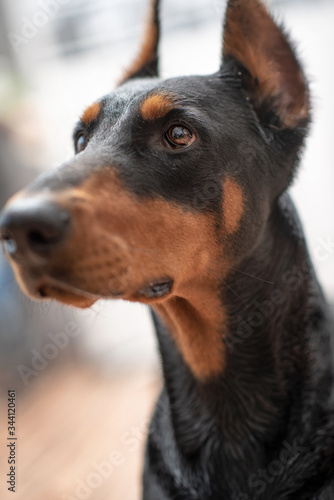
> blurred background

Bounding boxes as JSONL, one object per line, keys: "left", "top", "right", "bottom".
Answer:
{"left": 0, "top": 0, "right": 333, "bottom": 498}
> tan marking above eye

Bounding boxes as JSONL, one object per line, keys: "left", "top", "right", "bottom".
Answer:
{"left": 81, "top": 102, "right": 101, "bottom": 125}
{"left": 223, "top": 178, "right": 244, "bottom": 234}
{"left": 140, "top": 93, "right": 176, "bottom": 121}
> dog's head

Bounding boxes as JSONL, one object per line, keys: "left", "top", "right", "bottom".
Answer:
{"left": 0, "top": 0, "right": 310, "bottom": 309}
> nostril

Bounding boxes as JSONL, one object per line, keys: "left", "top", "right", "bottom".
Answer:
{"left": 0, "top": 198, "right": 71, "bottom": 256}
{"left": 28, "top": 230, "right": 49, "bottom": 247}
{"left": 0, "top": 232, "right": 17, "bottom": 256}
{"left": 38, "top": 285, "right": 48, "bottom": 298}
{"left": 27, "top": 228, "right": 59, "bottom": 250}
{"left": 24, "top": 212, "right": 70, "bottom": 253}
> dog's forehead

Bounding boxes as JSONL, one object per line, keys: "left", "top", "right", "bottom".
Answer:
{"left": 100, "top": 74, "right": 226, "bottom": 118}
{"left": 102, "top": 77, "right": 163, "bottom": 115}
{"left": 29, "top": 74, "right": 244, "bottom": 195}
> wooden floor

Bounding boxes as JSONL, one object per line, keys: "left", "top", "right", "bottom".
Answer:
{"left": 0, "top": 361, "right": 161, "bottom": 500}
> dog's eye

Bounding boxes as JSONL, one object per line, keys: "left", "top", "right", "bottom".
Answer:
{"left": 75, "top": 133, "right": 86, "bottom": 153}
{"left": 165, "top": 126, "right": 195, "bottom": 148}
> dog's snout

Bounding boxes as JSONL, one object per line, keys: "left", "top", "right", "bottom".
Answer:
{"left": 0, "top": 197, "right": 70, "bottom": 257}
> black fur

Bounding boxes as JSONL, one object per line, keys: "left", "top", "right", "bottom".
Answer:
{"left": 0, "top": 1, "right": 333, "bottom": 498}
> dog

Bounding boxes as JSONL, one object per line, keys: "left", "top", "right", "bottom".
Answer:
{"left": 1, "top": 0, "right": 334, "bottom": 498}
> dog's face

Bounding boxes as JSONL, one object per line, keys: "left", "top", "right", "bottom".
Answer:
{"left": 0, "top": 0, "right": 309, "bottom": 309}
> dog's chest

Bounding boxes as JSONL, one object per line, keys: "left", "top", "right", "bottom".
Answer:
{"left": 144, "top": 392, "right": 334, "bottom": 500}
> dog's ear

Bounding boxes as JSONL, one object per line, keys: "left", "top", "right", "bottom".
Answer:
{"left": 221, "top": 0, "right": 309, "bottom": 128}
{"left": 120, "top": 0, "right": 160, "bottom": 83}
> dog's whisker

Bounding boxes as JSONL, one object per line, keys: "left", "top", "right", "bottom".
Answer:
{"left": 229, "top": 267, "right": 275, "bottom": 285}
{"left": 221, "top": 279, "right": 250, "bottom": 308}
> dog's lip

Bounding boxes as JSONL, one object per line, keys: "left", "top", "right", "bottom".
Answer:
{"left": 23, "top": 269, "right": 174, "bottom": 306}
{"left": 37, "top": 277, "right": 98, "bottom": 308}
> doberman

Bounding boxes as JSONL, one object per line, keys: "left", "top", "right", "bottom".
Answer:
{"left": 1, "top": 0, "right": 333, "bottom": 498}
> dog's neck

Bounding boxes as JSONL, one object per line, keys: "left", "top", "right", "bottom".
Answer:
{"left": 152, "top": 194, "right": 331, "bottom": 457}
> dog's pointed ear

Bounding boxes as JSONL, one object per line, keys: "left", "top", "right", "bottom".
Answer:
{"left": 120, "top": 0, "right": 161, "bottom": 83}
{"left": 221, "top": 0, "right": 310, "bottom": 128}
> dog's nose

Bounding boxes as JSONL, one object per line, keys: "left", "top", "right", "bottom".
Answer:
{"left": 0, "top": 197, "right": 70, "bottom": 257}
